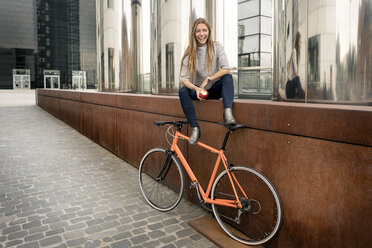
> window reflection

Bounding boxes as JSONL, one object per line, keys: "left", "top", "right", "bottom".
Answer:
{"left": 238, "top": 0, "right": 273, "bottom": 99}
{"left": 279, "top": 0, "right": 371, "bottom": 104}
{"left": 108, "top": 48, "right": 115, "bottom": 88}
{"left": 166, "top": 43, "right": 174, "bottom": 84}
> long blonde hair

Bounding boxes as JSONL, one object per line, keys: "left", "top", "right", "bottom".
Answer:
{"left": 180, "top": 18, "right": 214, "bottom": 79}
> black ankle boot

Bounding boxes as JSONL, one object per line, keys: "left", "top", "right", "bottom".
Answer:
{"left": 223, "top": 108, "right": 236, "bottom": 125}
{"left": 189, "top": 126, "right": 201, "bottom": 145}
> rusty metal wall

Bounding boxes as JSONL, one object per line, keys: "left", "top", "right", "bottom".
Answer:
{"left": 36, "top": 89, "right": 372, "bottom": 247}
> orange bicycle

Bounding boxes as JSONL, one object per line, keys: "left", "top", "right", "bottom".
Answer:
{"left": 139, "top": 121, "right": 282, "bottom": 246}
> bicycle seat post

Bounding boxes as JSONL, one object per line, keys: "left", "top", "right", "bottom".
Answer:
{"left": 220, "top": 128, "right": 233, "bottom": 151}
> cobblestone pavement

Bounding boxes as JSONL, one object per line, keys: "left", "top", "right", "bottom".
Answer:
{"left": 0, "top": 97, "right": 216, "bottom": 248}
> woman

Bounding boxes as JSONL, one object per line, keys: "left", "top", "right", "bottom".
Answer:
{"left": 179, "top": 18, "right": 236, "bottom": 145}
{"left": 286, "top": 31, "right": 305, "bottom": 99}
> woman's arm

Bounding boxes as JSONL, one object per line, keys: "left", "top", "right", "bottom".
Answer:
{"left": 199, "top": 68, "right": 230, "bottom": 89}
{"left": 181, "top": 79, "right": 204, "bottom": 100}
{"left": 292, "top": 49, "right": 298, "bottom": 76}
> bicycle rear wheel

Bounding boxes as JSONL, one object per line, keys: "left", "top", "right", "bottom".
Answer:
{"left": 139, "top": 148, "right": 184, "bottom": 212}
{"left": 211, "top": 166, "right": 282, "bottom": 246}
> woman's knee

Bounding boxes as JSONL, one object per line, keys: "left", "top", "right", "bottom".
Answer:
{"left": 221, "top": 73, "right": 233, "bottom": 82}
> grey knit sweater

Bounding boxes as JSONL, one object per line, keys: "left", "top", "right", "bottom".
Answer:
{"left": 180, "top": 42, "right": 230, "bottom": 90}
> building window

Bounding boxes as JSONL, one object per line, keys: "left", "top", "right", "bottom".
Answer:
{"left": 166, "top": 43, "right": 174, "bottom": 83}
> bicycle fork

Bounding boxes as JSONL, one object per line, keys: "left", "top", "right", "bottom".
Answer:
{"left": 155, "top": 149, "right": 174, "bottom": 181}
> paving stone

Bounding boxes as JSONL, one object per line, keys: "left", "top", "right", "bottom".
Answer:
{"left": 24, "top": 233, "right": 45, "bottom": 242}
{"left": 149, "top": 230, "right": 167, "bottom": 239}
{"left": 85, "top": 225, "right": 103, "bottom": 234}
{"left": 110, "top": 240, "right": 132, "bottom": 248}
{"left": 174, "top": 237, "right": 193, "bottom": 247}
{"left": 66, "top": 237, "right": 86, "bottom": 246}
{"left": 0, "top": 102, "right": 216, "bottom": 248}
{"left": 86, "top": 219, "right": 104, "bottom": 226}
{"left": 63, "top": 230, "right": 84, "bottom": 240}
{"left": 147, "top": 222, "right": 164, "bottom": 230}
{"left": 16, "top": 241, "right": 39, "bottom": 248}
{"left": 112, "top": 231, "right": 131, "bottom": 241}
{"left": 22, "top": 221, "right": 41, "bottom": 229}
{"left": 4, "top": 239, "right": 23, "bottom": 247}
{"left": 8, "top": 230, "right": 28, "bottom": 240}
{"left": 2, "top": 225, "right": 21, "bottom": 235}
{"left": 39, "top": 236, "right": 62, "bottom": 247}
{"left": 162, "top": 244, "right": 176, "bottom": 248}
{"left": 101, "top": 220, "right": 120, "bottom": 230}
{"left": 131, "top": 234, "right": 150, "bottom": 245}
{"left": 45, "top": 228, "right": 64, "bottom": 236}
{"left": 65, "top": 222, "right": 86, "bottom": 231}
{"left": 84, "top": 240, "right": 101, "bottom": 248}
{"left": 176, "top": 228, "right": 194, "bottom": 238}
{"left": 28, "top": 226, "right": 48, "bottom": 235}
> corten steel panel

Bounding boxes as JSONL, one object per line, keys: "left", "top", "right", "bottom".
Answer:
{"left": 233, "top": 99, "right": 372, "bottom": 147}
{"left": 96, "top": 105, "right": 117, "bottom": 153}
{"left": 81, "top": 102, "right": 97, "bottom": 142}
{"left": 60, "top": 99, "right": 81, "bottom": 131}
{"left": 37, "top": 90, "right": 372, "bottom": 146}
{"left": 81, "top": 91, "right": 117, "bottom": 107}
{"left": 44, "top": 90, "right": 60, "bottom": 98}
{"left": 36, "top": 90, "right": 372, "bottom": 247}
{"left": 116, "top": 94, "right": 185, "bottom": 118}
{"left": 37, "top": 95, "right": 44, "bottom": 109}
{"left": 43, "top": 96, "right": 60, "bottom": 118}
{"left": 37, "top": 89, "right": 46, "bottom": 96}
{"left": 116, "top": 109, "right": 188, "bottom": 167}
{"left": 187, "top": 121, "right": 372, "bottom": 248}
{"left": 59, "top": 90, "right": 81, "bottom": 101}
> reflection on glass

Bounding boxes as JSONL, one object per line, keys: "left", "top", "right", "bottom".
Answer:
{"left": 239, "top": 36, "right": 259, "bottom": 54}
{"left": 237, "top": 69, "right": 272, "bottom": 99}
{"left": 166, "top": 43, "right": 174, "bottom": 84}
{"left": 238, "top": 0, "right": 259, "bottom": 19}
{"left": 238, "top": 18, "right": 259, "bottom": 36}
{"left": 277, "top": 0, "right": 371, "bottom": 104}
{"left": 307, "top": 35, "right": 320, "bottom": 87}
{"left": 237, "top": 0, "right": 273, "bottom": 98}
{"left": 108, "top": 48, "right": 115, "bottom": 88}
{"left": 261, "top": 16, "right": 272, "bottom": 35}
{"left": 261, "top": 35, "right": 272, "bottom": 53}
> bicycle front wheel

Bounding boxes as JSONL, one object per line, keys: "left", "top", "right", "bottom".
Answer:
{"left": 211, "top": 166, "right": 282, "bottom": 246}
{"left": 139, "top": 148, "right": 184, "bottom": 212}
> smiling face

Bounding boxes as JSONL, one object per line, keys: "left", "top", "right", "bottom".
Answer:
{"left": 195, "top": 23, "right": 209, "bottom": 46}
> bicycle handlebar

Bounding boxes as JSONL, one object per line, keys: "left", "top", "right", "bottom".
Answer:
{"left": 154, "top": 121, "right": 188, "bottom": 127}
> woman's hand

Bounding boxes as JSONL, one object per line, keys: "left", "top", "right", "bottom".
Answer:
{"left": 195, "top": 87, "right": 204, "bottom": 101}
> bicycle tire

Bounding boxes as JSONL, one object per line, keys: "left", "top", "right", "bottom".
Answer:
{"left": 211, "top": 166, "right": 282, "bottom": 246}
{"left": 139, "top": 148, "right": 184, "bottom": 212}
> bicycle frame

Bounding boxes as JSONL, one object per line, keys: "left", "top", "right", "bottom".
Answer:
{"left": 170, "top": 130, "right": 248, "bottom": 209}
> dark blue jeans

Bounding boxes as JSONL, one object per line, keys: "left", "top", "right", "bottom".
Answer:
{"left": 179, "top": 74, "right": 234, "bottom": 127}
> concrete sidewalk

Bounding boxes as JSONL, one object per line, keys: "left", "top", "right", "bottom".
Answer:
{"left": 0, "top": 91, "right": 216, "bottom": 248}
{"left": 0, "top": 90, "right": 36, "bottom": 107}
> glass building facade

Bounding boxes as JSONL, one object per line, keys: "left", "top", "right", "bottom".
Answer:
{"left": 0, "top": 0, "right": 35, "bottom": 89}
{"left": 0, "top": 0, "right": 97, "bottom": 89}
{"left": 97, "top": 0, "right": 371, "bottom": 105}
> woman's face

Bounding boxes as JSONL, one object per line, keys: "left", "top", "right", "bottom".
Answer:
{"left": 299, "top": 38, "right": 302, "bottom": 48}
{"left": 195, "top": 23, "right": 209, "bottom": 46}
